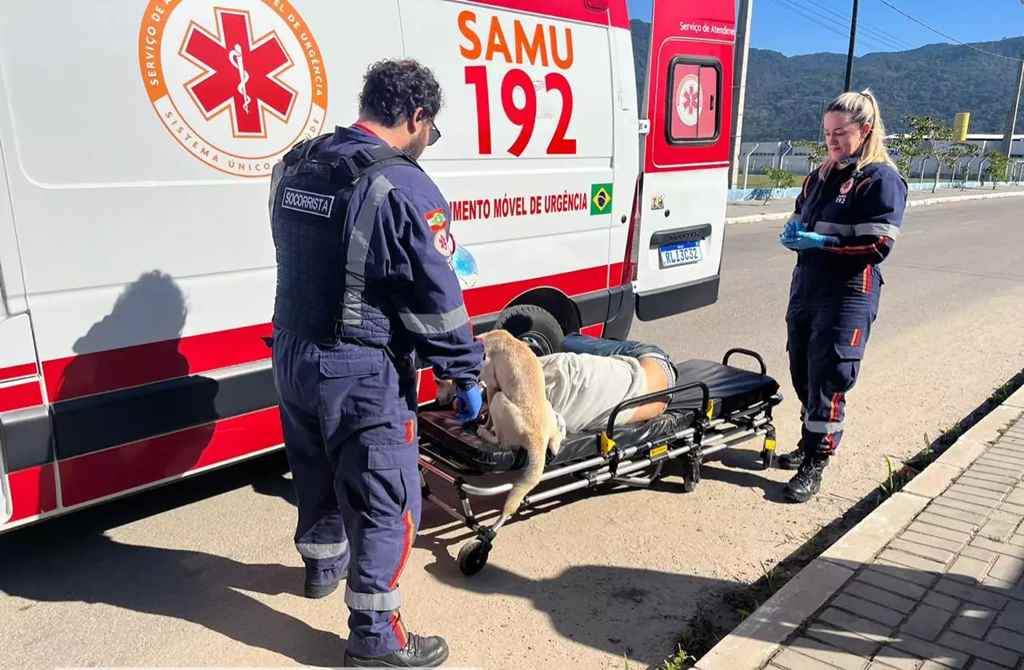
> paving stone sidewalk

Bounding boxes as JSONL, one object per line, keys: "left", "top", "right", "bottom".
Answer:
{"left": 764, "top": 415, "right": 1024, "bottom": 670}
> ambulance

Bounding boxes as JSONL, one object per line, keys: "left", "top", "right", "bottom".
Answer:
{"left": 0, "top": 0, "right": 736, "bottom": 529}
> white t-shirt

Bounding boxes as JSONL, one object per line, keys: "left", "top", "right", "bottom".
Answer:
{"left": 539, "top": 352, "right": 648, "bottom": 435}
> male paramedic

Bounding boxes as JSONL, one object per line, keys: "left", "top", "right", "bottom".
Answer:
{"left": 269, "top": 59, "right": 484, "bottom": 668}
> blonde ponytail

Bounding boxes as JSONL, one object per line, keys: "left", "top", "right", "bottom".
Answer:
{"left": 826, "top": 88, "right": 896, "bottom": 171}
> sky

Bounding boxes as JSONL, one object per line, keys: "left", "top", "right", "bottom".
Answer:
{"left": 626, "top": 0, "right": 1024, "bottom": 56}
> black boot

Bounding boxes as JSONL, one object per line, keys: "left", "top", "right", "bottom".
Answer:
{"left": 776, "top": 448, "right": 805, "bottom": 470}
{"left": 785, "top": 453, "right": 829, "bottom": 503}
{"left": 343, "top": 633, "right": 450, "bottom": 668}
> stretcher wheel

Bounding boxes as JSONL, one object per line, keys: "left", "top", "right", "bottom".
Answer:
{"left": 681, "top": 453, "right": 700, "bottom": 493}
{"left": 457, "top": 540, "right": 491, "bottom": 576}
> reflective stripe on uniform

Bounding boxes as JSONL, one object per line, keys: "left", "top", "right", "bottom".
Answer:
{"left": 815, "top": 221, "right": 901, "bottom": 239}
{"left": 397, "top": 304, "right": 470, "bottom": 336}
{"left": 296, "top": 540, "right": 349, "bottom": 560}
{"left": 342, "top": 175, "right": 395, "bottom": 326}
{"left": 805, "top": 418, "right": 843, "bottom": 434}
{"left": 345, "top": 585, "right": 401, "bottom": 611}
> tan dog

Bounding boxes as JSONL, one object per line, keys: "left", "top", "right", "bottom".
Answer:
{"left": 476, "top": 329, "right": 562, "bottom": 525}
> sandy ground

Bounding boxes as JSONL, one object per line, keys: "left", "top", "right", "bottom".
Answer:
{"left": 2, "top": 198, "right": 1022, "bottom": 670}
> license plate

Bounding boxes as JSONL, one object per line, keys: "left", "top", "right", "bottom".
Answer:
{"left": 658, "top": 240, "right": 702, "bottom": 268}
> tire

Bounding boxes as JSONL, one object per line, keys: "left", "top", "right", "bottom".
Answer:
{"left": 492, "top": 305, "right": 564, "bottom": 356}
{"left": 457, "top": 540, "right": 491, "bottom": 576}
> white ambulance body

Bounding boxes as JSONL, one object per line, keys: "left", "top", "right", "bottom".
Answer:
{"left": 0, "top": 0, "right": 736, "bottom": 529}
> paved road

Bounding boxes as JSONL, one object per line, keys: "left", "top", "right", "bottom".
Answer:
{"left": 3, "top": 198, "right": 1023, "bottom": 670}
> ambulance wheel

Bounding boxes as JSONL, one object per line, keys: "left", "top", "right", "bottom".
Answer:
{"left": 458, "top": 540, "right": 491, "bottom": 576}
{"left": 493, "top": 305, "right": 564, "bottom": 355}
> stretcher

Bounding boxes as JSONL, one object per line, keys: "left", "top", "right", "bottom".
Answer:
{"left": 417, "top": 348, "right": 783, "bottom": 575}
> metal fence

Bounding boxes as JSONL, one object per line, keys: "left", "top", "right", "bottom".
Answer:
{"left": 736, "top": 139, "right": 1024, "bottom": 188}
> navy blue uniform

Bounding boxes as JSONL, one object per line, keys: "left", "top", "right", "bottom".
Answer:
{"left": 786, "top": 160, "right": 907, "bottom": 455}
{"left": 269, "top": 126, "right": 483, "bottom": 657}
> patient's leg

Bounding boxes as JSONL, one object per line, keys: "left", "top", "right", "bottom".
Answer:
{"left": 562, "top": 334, "right": 668, "bottom": 360}
{"left": 626, "top": 357, "right": 671, "bottom": 423}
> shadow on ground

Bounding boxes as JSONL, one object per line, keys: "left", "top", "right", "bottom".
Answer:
{"left": 0, "top": 452, "right": 348, "bottom": 666}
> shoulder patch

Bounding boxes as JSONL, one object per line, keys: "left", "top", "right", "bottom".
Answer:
{"left": 433, "top": 229, "right": 456, "bottom": 258}
{"left": 424, "top": 208, "right": 448, "bottom": 231}
{"left": 281, "top": 187, "right": 334, "bottom": 218}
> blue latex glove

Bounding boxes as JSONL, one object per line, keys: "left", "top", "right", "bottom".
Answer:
{"left": 788, "top": 230, "right": 839, "bottom": 250}
{"left": 454, "top": 383, "right": 484, "bottom": 424}
{"left": 779, "top": 218, "right": 805, "bottom": 250}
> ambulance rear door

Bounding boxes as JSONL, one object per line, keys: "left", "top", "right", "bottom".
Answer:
{"left": 631, "top": 0, "right": 735, "bottom": 320}
{"left": 0, "top": 92, "right": 53, "bottom": 527}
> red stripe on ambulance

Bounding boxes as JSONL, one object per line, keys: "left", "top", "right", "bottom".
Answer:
{"left": 0, "top": 362, "right": 37, "bottom": 382}
{"left": 40, "top": 267, "right": 617, "bottom": 403}
{"left": 42, "top": 323, "right": 274, "bottom": 402}
{"left": 0, "top": 380, "right": 43, "bottom": 412}
{"left": 7, "top": 463, "right": 57, "bottom": 523}
{"left": 58, "top": 406, "right": 283, "bottom": 507}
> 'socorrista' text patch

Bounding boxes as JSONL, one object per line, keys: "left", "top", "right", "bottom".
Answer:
{"left": 282, "top": 187, "right": 334, "bottom": 218}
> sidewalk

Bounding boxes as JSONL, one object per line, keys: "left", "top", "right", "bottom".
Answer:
{"left": 697, "top": 388, "right": 1024, "bottom": 670}
{"left": 726, "top": 185, "right": 1024, "bottom": 224}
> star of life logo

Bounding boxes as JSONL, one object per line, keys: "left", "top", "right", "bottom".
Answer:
{"left": 676, "top": 73, "right": 701, "bottom": 127}
{"left": 139, "top": 0, "right": 328, "bottom": 177}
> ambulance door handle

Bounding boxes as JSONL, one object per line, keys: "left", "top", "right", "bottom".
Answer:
{"left": 649, "top": 224, "right": 712, "bottom": 248}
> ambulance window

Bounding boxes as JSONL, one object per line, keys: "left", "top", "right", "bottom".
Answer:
{"left": 666, "top": 58, "right": 721, "bottom": 144}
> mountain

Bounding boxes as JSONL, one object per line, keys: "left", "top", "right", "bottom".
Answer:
{"left": 630, "top": 21, "right": 1024, "bottom": 142}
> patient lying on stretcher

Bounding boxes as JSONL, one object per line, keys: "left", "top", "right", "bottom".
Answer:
{"left": 540, "top": 334, "right": 676, "bottom": 436}
{"left": 437, "top": 333, "right": 676, "bottom": 436}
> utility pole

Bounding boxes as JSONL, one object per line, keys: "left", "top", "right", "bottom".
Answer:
{"left": 844, "top": 0, "right": 860, "bottom": 91}
{"left": 729, "top": 0, "right": 754, "bottom": 189}
{"left": 1003, "top": 57, "right": 1024, "bottom": 159}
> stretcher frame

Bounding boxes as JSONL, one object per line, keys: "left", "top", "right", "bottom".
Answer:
{"left": 417, "top": 349, "right": 783, "bottom": 576}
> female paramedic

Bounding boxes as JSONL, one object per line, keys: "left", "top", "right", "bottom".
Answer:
{"left": 777, "top": 89, "right": 907, "bottom": 503}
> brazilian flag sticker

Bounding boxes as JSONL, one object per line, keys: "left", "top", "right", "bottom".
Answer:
{"left": 590, "top": 183, "right": 613, "bottom": 216}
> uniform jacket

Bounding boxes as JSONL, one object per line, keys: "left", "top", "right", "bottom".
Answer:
{"left": 270, "top": 126, "right": 482, "bottom": 384}
{"left": 792, "top": 159, "right": 908, "bottom": 284}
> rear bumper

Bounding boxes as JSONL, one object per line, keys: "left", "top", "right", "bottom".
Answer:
{"left": 636, "top": 274, "right": 720, "bottom": 321}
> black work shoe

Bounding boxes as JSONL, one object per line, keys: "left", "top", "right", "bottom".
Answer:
{"left": 785, "top": 454, "right": 829, "bottom": 503}
{"left": 776, "top": 448, "right": 805, "bottom": 470}
{"left": 303, "top": 563, "right": 346, "bottom": 599}
{"left": 343, "top": 633, "right": 450, "bottom": 668}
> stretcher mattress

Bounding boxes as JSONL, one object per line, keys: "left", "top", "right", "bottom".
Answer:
{"left": 419, "top": 360, "right": 778, "bottom": 475}
{"left": 419, "top": 358, "right": 780, "bottom": 474}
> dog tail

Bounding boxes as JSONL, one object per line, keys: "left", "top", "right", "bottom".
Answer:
{"left": 500, "top": 433, "right": 548, "bottom": 519}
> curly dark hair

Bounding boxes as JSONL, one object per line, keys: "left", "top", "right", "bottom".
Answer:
{"left": 358, "top": 59, "right": 443, "bottom": 127}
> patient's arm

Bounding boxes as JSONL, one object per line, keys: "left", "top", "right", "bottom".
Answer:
{"left": 625, "top": 357, "right": 670, "bottom": 423}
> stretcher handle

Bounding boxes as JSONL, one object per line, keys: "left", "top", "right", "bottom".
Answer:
{"left": 605, "top": 380, "right": 711, "bottom": 438}
{"left": 722, "top": 348, "right": 766, "bottom": 376}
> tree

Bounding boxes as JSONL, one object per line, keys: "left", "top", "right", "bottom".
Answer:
{"left": 796, "top": 140, "right": 827, "bottom": 172}
{"left": 887, "top": 116, "right": 950, "bottom": 180}
{"left": 935, "top": 142, "right": 978, "bottom": 192}
{"left": 763, "top": 167, "right": 796, "bottom": 204}
{"left": 984, "top": 151, "right": 1010, "bottom": 190}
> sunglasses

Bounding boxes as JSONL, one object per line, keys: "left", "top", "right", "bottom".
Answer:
{"left": 428, "top": 121, "right": 441, "bottom": 147}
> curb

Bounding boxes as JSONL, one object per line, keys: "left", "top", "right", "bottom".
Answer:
{"left": 693, "top": 388, "right": 1024, "bottom": 670}
{"left": 724, "top": 189, "right": 1024, "bottom": 225}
